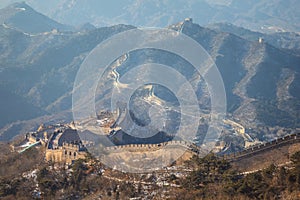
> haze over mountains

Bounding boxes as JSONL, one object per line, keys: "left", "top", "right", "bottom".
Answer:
{"left": 1, "top": 0, "right": 300, "bottom": 33}
{"left": 0, "top": 2, "right": 299, "bottom": 142}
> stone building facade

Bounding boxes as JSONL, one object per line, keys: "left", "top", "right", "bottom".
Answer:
{"left": 45, "top": 128, "right": 87, "bottom": 164}
{"left": 45, "top": 142, "right": 87, "bottom": 164}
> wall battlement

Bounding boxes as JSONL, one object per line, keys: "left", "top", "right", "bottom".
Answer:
{"left": 225, "top": 132, "right": 300, "bottom": 161}
{"left": 104, "top": 140, "right": 194, "bottom": 152}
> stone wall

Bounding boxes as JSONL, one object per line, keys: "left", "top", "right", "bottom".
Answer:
{"left": 104, "top": 140, "right": 192, "bottom": 152}
{"left": 227, "top": 132, "right": 300, "bottom": 171}
{"left": 45, "top": 143, "right": 87, "bottom": 164}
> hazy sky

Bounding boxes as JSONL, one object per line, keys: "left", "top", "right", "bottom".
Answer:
{"left": 0, "top": 0, "right": 233, "bottom": 9}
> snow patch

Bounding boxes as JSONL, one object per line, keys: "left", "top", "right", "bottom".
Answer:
{"left": 16, "top": 7, "right": 26, "bottom": 11}
{"left": 2, "top": 23, "right": 10, "bottom": 29}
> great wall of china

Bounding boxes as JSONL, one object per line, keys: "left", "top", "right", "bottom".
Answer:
{"left": 226, "top": 132, "right": 300, "bottom": 171}
{"left": 18, "top": 121, "right": 300, "bottom": 172}
{"left": 225, "top": 132, "right": 300, "bottom": 160}
{"left": 105, "top": 140, "right": 195, "bottom": 151}
{"left": 104, "top": 132, "right": 300, "bottom": 172}
{"left": 104, "top": 132, "right": 300, "bottom": 157}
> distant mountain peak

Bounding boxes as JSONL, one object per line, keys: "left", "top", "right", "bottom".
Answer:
{"left": 77, "top": 22, "right": 96, "bottom": 31}
{"left": 10, "top": 1, "right": 32, "bottom": 9}
{"left": 0, "top": 2, "right": 73, "bottom": 34}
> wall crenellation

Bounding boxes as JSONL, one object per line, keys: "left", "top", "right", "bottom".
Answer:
{"left": 224, "top": 132, "right": 300, "bottom": 160}
{"left": 104, "top": 140, "right": 193, "bottom": 152}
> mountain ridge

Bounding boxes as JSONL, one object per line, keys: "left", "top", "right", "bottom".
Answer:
{"left": 0, "top": 2, "right": 72, "bottom": 33}
{"left": 0, "top": 3, "right": 299, "bottom": 142}
{"left": 1, "top": 0, "right": 299, "bottom": 33}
